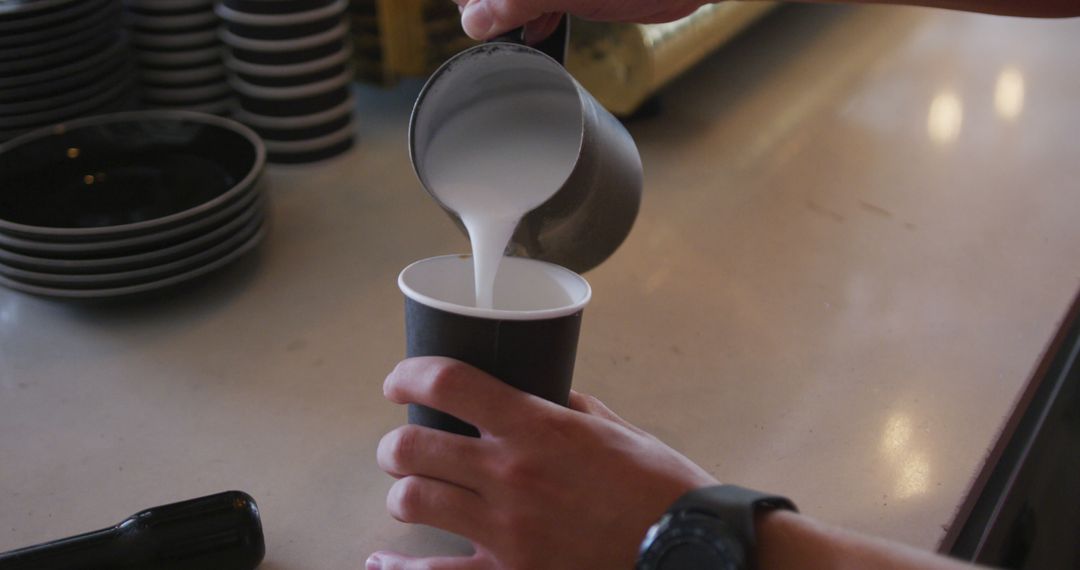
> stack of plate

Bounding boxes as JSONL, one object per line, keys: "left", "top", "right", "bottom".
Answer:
{"left": 0, "top": 111, "right": 267, "bottom": 300}
{"left": 125, "top": 0, "right": 233, "bottom": 114}
{"left": 218, "top": 0, "right": 355, "bottom": 164}
{"left": 0, "top": 0, "right": 136, "bottom": 143}
{"left": 346, "top": 0, "right": 383, "bottom": 84}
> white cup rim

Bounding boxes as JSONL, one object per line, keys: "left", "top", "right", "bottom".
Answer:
{"left": 398, "top": 254, "right": 592, "bottom": 321}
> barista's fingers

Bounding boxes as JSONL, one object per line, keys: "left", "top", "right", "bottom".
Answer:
{"left": 523, "top": 11, "right": 563, "bottom": 45}
{"left": 386, "top": 476, "right": 488, "bottom": 539}
{"left": 377, "top": 424, "right": 490, "bottom": 489}
{"left": 385, "top": 357, "right": 557, "bottom": 436}
{"left": 455, "top": 0, "right": 711, "bottom": 35}
{"left": 458, "top": 0, "right": 562, "bottom": 40}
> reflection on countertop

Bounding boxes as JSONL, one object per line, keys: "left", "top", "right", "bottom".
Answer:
{"left": 2, "top": 5, "right": 1080, "bottom": 568}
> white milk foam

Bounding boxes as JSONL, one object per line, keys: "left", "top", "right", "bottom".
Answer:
{"left": 423, "top": 90, "right": 581, "bottom": 309}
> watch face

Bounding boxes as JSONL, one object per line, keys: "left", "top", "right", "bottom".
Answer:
{"left": 638, "top": 512, "right": 744, "bottom": 570}
{"left": 654, "top": 541, "right": 739, "bottom": 570}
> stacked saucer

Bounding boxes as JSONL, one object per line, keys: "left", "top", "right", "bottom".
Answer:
{"left": 124, "top": 0, "right": 233, "bottom": 114}
{"left": 1, "top": 0, "right": 136, "bottom": 143}
{"left": 0, "top": 111, "right": 267, "bottom": 300}
{"left": 346, "top": 0, "right": 382, "bottom": 83}
{"left": 218, "top": 0, "right": 355, "bottom": 164}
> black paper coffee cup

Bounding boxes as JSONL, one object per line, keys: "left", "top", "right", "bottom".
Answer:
{"left": 398, "top": 254, "right": 592, "bottom": 437}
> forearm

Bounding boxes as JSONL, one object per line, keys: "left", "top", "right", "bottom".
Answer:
{"left": 758, "top": 510, "right": 977, "bottom": 570}
{"left": 770, "top": 0, "right": 1080, "bottom": 18}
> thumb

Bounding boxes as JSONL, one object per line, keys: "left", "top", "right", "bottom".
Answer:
{"left": 460, "top": 0, "right": 548, "bottom": 40}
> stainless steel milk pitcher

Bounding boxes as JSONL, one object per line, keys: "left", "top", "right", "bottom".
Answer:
{"left": 409, "top": 18, "right": 643, "bottom": 273}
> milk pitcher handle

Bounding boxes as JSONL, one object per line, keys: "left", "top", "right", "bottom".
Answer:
{"left": 490, "top": 15, "right": 569, "bottom": 65}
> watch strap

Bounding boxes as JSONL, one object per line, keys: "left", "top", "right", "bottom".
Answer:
{"left": 669, "top": 485, "right": 798, "bottom": 570}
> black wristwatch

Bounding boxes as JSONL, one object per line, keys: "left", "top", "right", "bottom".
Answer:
{"left": 636, "top": 485, "right": 798, "bottom": 570}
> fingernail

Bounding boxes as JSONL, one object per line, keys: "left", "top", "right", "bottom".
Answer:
{"left": 365, "top": 554, "right": 382, "bottom": 570}
{"left": 462, "top": 0, "right": 494, "bottom": 39}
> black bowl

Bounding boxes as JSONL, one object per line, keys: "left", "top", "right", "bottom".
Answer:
{"left": 0, "top": 110, "right": 265, "bottom": 240}
{"left": 0, "top": 205, "right": 264, "bottom": 288}
{"left": 0, "top": 184, "right": 259, "bottom": 256}
{"left": 0, "top": 220, "right": 266, "bottom": 299}
{"left": 0, "top": 193, "right": 263, "bottom": 273}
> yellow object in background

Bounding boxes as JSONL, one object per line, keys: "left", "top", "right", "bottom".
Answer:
{"left": 374, "top": 0, "right": 477, "bottom": 82}
{"left": 361, "top": 1, "right": 775, "bottom": 116}
{"left": 567, "top": 3, "right": 776, "bottom": 116}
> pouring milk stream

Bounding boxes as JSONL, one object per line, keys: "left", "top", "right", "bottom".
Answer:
{"left": 410, "top": 20, "right": 642, "bottom": 284}
{"left": 421, "top": 90, "right": 582, "bottom": 309}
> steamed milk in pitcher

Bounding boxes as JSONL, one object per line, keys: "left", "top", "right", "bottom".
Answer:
{"left": 422, "top": 90, "right": 581, "bottom": 309}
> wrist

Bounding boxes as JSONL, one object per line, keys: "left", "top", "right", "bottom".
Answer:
{"left": 758, "top": 509, "right": 856, "bottom": 570}
{"left": 756, "top": 509, "right": 804, "bottom": 570}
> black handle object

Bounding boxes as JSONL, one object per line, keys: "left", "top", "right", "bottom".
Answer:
{"left": 0, "top": 491, "right": 265, "bottom": 570}
{"left": 490, "top": 15, "right": 569, "bottom": 65}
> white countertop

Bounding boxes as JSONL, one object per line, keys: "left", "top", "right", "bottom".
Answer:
{"left": 3, "top": 6, "right": 1080, "bottom": 568}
